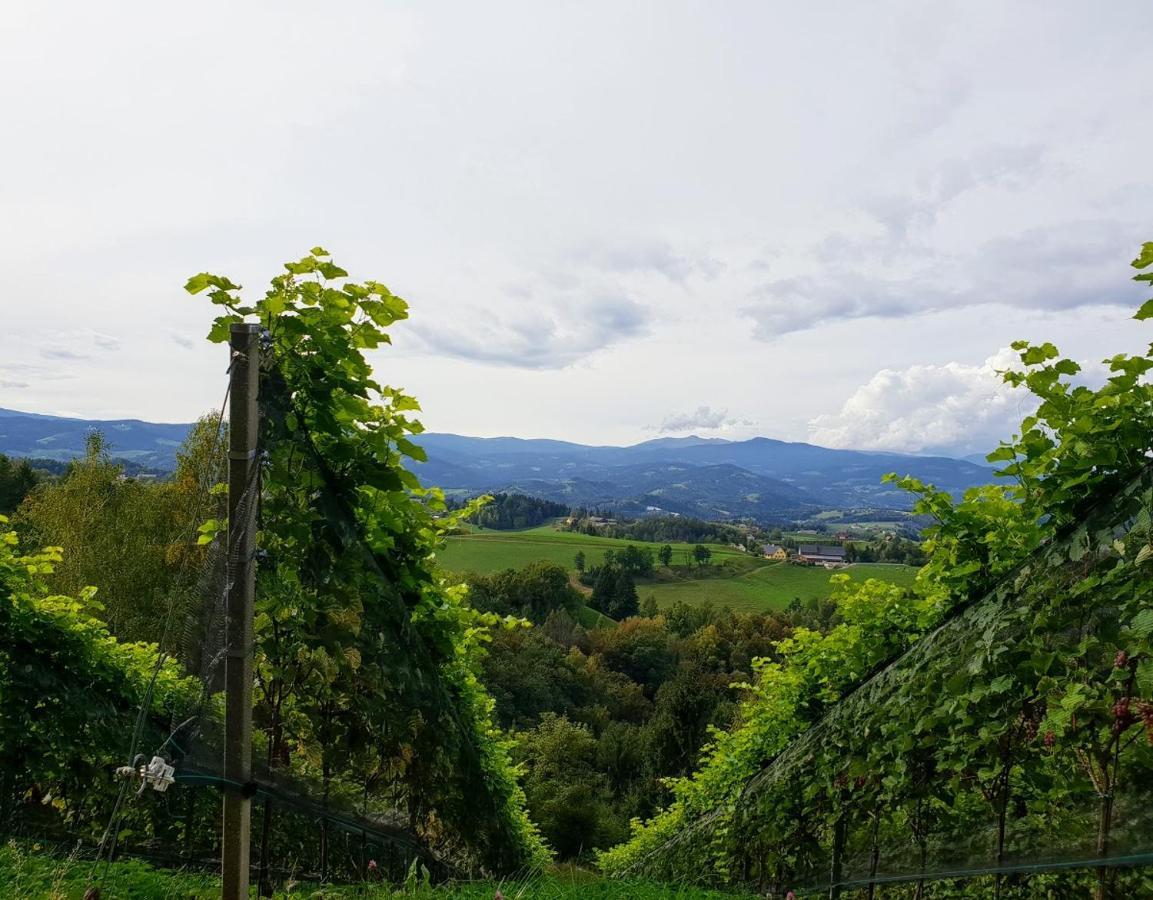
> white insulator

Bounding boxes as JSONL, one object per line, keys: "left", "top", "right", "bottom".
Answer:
{"left": 142, "top": 756, "right": 176, "bottom": 793}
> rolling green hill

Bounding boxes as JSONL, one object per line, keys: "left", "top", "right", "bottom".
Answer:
{"left": 437, "top": 524, "right": 749, "bottom": 573}
{"left": 438, "top": 524, "right": 919, "bottom": 614}
{"left": 637, "top": 560, "right": 919, "bottom": 613}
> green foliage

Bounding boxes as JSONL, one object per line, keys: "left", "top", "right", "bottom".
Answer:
{"left": 14, "top": 423, "right": 224, "bottom": 649}
{"left": 465, "top": 561, "right": 583, "bottom": 623}
{"left": 473, "top": 563, "right": 801, "bottom": 862}
{"left": 0, "top": 517, "right": 198, "bottom": 837}
{"left": 599, "top": 244, "right": 1153, "bottom": 893}
{"left": 0, "top": 455, "right": 38, "bottom": 516}
{"left": 0, "top": 842, "right": 219, "bottom": 899}
{"left": 515, "top": 715, "right": 628, "bottom": 858}
{"left": 563, "top": 514, "right": 748, "bottom": 548}
{"left": 0, "top": 840, "right": 761, "bottom": 898}
{"left": 460, "top": 493, "right": 570, "bottom": 530}
{"left": 589, "top": 564, "right": 639, "bottom": 620}
{"left": 189, "top": 249, "right": 547, "bottom": 874}
{"left": 597, "top": 576, "right": 941, "bottom": 879}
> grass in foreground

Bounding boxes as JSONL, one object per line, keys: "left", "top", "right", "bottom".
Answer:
{"left": 0, "top": 843, "right": 755, "bottom": 899}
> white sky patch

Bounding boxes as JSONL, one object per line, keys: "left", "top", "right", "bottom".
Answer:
{"left": 1, "top": 2, "right": 1151, "bottom": 445}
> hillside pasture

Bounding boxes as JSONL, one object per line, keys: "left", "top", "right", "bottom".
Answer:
{"left": 639, "top": 561, "right": 919, "bottom": 613}
{"left": 438, "top": 526, "right": 919, "bottom": 615}
{"left": 437, "top": 524, "right": 748, "bottom": 574}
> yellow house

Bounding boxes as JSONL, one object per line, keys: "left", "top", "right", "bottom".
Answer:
{"left": 762, "top": 543, "right": 788, "bottom": 561}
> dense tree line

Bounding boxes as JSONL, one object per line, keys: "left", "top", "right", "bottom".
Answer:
{"left": 453, "top": 492, "right": 570, "bottom": 530}
{"left": 465, "top": 561, "right": 584, "bottom": 622}
{"left": 574, "top": 546, "right": 657, "bottom": 620}
{"left": 845, "top": 534, "right": 927, "bottom": 565}
{"left": 0, "top": 454, "right": 40, "bottom": 515}
{"left": 563, "top": 513, "right": 752, "bottom": 547}
{"left": 589, "top": 564, "right": 639, "bottom": 619}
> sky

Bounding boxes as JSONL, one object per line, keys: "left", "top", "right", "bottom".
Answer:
{"left": 2, "top": 1, "right": 1151, "bottom": 457}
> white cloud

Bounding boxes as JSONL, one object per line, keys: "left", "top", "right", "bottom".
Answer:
{"left": 652, "top": 406, "right": 750, "bottom": 433}
{"left": 808, "top": 349, "right": 1029, "bottom": 456}
{"left": 743, "top": 214, "right": 1144, "bottom": 342}
{"left": 408, "top": 290, "right": 651, "bottom": 369}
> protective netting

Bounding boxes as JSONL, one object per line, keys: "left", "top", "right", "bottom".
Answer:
{"left": 142, "top": 360, "right": 465, "bottom": 886}
{"left": 0, "top": 378, "right": 458, "bottom": 890}
{"left": 618, "top": 466, "right": 1153, "bottom": 896}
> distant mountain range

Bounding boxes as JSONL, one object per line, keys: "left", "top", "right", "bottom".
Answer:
{"left": 0, "top": 407, "right": 998, "bottom": 524}
{"left": 0, "top": 407, "right": 190, "bottom": 468}
{"left": 411, "top": 433, "right": 995, "bottom": 522}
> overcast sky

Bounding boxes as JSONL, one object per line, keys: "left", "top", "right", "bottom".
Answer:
{"left": 2, "top": 2, "right": 1151, "bottom": 456}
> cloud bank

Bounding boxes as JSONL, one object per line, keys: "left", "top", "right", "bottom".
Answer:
{"left": 808, "top": 349, "right": 1028, "bottom": 456}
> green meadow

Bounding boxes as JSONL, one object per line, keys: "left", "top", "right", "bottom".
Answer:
{"left": 638, "top": 560, "right": 919, "bottom": 613}
{"left": 438, "top": 524, "right": 919, "bottom": 615}
{"left": 437, "top": 525, "right": 748, "bottom": 574}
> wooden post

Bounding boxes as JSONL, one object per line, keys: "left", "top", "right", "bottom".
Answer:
{"left": 222, "top": 323, "right": 260, "bottom": 899}
{"left": 829, "top": 801, "right": 847, "bottom": 899}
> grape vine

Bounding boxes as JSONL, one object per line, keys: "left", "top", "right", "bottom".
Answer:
{"left": 187, "top": 249, "right": 548, "bottom": 876}
{"left": 599, "top": 242, "right": 1153, "bottom": 897}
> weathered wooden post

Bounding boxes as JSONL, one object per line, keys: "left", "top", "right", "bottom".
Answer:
{"left": 222, "top": 323, "right": 259, "bottom": 899}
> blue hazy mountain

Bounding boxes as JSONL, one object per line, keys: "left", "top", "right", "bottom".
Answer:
{"left": 0, "top": 407, "right": 191, "bottom": 469}
{"left": 412, "top": 433, "right": 994, "bottom": 518}
{"left": 0, "top": 408, "right": 995, "bottom": 521}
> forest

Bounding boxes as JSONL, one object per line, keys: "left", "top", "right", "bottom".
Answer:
{"left": 450, "top": 493, "right": 571, "bottom": 531}
{"left": 562, "top": 514, "right": 752, "bottom": 548}
{"left": 2, "top": 244, "right": 1153, "bottom": 898}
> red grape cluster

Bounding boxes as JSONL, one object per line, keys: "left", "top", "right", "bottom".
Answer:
{"left": 1138, "top": 701, "right": 1153, "bottom": 745}
{"left": 1115, "top": 649, "right": 1129, "bottom": 669}
{"left": 1043, "top": 730, "right": 1056, "bottom": 749}
{"left": 1112, "top": 697, "right": 1135, "bottom": 734}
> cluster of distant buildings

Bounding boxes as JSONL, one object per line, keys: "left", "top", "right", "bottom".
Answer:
{"left": 762, "top": 543, "right": 848, "bottom": 568}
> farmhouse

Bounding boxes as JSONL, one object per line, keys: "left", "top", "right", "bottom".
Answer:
{"left": 761, "top": 543, "right": 788, "bottom": 561}
{"left": 797, "top": 544, "right": 847, "bottom": 567}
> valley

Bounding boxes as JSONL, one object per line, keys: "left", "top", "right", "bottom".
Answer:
{"left": 0, "top": 407, "right": 993, "bottom": 528}
{"left": 440, "top": 522, "right": 919, "bottom": 613}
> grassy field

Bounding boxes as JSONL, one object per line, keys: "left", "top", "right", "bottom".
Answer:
{"left": 438, "top": 525, "right": 747, "bottom": 575}
{"left": 438, "top": 525, "right": 919, "bottom": 615}
{"left": 638, "top": 561, "right": 919, "bottom": 613}
{"left": 0, "top": 842, "right": 756, "bottom": 899}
